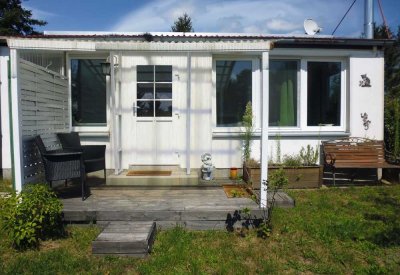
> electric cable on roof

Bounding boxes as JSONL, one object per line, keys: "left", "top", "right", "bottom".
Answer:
{"left": 377, "top": 0, "right": 391, "bottom": 38}
{"left": 332, "top": 0, "right": 358, "bottom": 36}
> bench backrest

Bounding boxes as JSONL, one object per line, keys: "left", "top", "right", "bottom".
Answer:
{"left": 323, "top": 138, "right": 386, "bottom": 166}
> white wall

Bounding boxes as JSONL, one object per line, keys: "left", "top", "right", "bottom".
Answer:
{"left": 1, "top": 46, "right": 383, "bottom": 173}
{"left": 349, "top": 55, "right": 384, "bottom": 139}
{"left": 0, "top": 47, "right": 11, "bottom": 175}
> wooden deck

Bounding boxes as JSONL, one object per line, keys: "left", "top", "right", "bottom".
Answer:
{"left": 59, "top": 185, "right": 294, "bottom": 230}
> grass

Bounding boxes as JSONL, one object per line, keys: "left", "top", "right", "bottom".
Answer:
{"left": 0, "top": 185, "right": 400, "bottom": 274}
{"left": 0, "top": 179, "right": 13, "bottom": 193}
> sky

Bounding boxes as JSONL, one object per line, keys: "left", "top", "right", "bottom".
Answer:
{"left": 23, "top": 0, "right": 400, "bottom": 37}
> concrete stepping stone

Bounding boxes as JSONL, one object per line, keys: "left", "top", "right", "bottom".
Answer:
{"left": 92, "top": 221, "right": 156, "bottom": 257}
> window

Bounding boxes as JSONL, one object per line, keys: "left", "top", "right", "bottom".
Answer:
{"left": 269, "top": 60, "right": 298, "bottom": 127}
{"left": 137, "top": 65, "right": 172, "bottom": 117}
{"left": 71, "top": 59, "right": 106, "bottom": 126}
{"left": 307, "top": 62, "right": 341, "bottom": 126}
{"left": 216, "top": 60, "right": 252, "bottom": 127}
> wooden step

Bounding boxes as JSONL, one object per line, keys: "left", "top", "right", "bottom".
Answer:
{"left": 92, "top": 221, "right": 156, "bottom": 257}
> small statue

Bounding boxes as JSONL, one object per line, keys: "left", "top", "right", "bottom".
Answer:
{"left": 201, "top": 153, "right": 214, "bottom": 180}
{"left": 359, "top": 74, "right": 371, "bottom": 87}
{"left": 361, "top": 112, "right": 371, "bottom": 130}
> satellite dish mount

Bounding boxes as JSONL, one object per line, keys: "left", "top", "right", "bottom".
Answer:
{"left": 304, "top": 19, "right": 322, "bottom": 35}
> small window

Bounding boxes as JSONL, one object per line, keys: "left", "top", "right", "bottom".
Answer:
{"left": 137, "top": 65, "right": 172, "bottom": 117}
{"left": 269, "top": 60, "right": 298, "bottom": 127}
{"left": 307, "top": 62, "right": 341, "bottom": 126}
{"left": 71, "top": 59, "right": 106, "bottom": 126}
{"left": 216, "top": 60, "right": 252, "bottom": 127}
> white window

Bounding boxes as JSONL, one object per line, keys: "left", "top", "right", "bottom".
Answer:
{"left": 302, "top": 59, "right": 346, "bottom": 132}
{"left": 268, "top": 58, "right": 346, "bottom": 133}
{"left": 70, "top": 59, "right": 107, "bottom": 127}
{"left": 269, "top": 60, "right": 299, "bottom": 127}
{"left": 214, "top": 58, "right": 260, "bottom": 130}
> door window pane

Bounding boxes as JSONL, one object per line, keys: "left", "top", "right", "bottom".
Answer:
{"left": 155, "top": 66, "right": 172, "bottom": 82}
{"left": 307, "top": 62, "right": 341, "bottom": 126}
{"left": 269, "top": 60, "right": 298, "bottom": 126}
{"left": 155, "top": 83, "right": 172, "bottom": 99}
{"left": 137, "top": 101, "right": 154, "bottom": 117}
{"left": 137, "top": 65, "right": 154, "bottom": 82}
{"left": 216, "top": 60, "right": 252, "bottom": 127}
{"left": 137, "top": 83, "right": 154, "bottom": 99}
{"left": 71, "top": 59, "right": 106, "bottom": 126}
{"left": 155, "top": 101, "right": 172, "bottom": 117}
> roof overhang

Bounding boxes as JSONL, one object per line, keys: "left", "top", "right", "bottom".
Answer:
{"left": 0, "top": 31, "right": 394, "bottom": 52}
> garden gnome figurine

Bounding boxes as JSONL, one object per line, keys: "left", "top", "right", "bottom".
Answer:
{"left": 201, "top": 153, "right": 214, "bottom": 180}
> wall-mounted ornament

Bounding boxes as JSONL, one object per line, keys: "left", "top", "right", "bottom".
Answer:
{"left": 359, "top": 74, "right": 371, "bottom": 87}
{"left": 361, "top": 112, "right": 371, "bottom": 130}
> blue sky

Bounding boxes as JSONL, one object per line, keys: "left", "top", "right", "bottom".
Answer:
{"left": 24, "top": 0, "right": 400, "bottom": 37}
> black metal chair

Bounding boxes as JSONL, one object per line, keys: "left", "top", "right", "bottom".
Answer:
{"left": 57, "top": 132, "right": 106, "bottom": 179}
{"left": 35, "top": 135, "right": 87, "bottom": 200}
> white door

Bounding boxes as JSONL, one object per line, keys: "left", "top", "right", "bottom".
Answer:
{"left": 123, "top": 64, "right": 178, "bottom": 166}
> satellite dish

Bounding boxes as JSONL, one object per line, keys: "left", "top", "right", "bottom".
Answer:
{"left": 304, "top": 19, "right": 322, "bottom": 35}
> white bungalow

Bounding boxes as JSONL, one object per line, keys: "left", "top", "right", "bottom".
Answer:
{"left": 0, "top": 31, "right": 390, "bottom": 206}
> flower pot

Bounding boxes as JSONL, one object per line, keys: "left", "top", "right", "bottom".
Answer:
{"left": 230, "top": 167, "right": 238, "bottom": 180}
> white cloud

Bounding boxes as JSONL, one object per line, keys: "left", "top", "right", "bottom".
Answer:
{"left": 23, "top": 5, "right": 57, "bottom": 20}
{"left": 111, "top": 0, "right": 365, "bottom": 36}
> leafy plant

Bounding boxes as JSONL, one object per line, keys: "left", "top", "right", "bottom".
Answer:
{"left": 282, "top": 154, "right": 302, "bottom": 167}
{"left": 0, "top": 183, "right": 64, "bottom": 249}
{"left": 241, "top": 168, "right": 289, "bottom": 238}
{"left": 299, "top": 144, "right": 319, "bottom": 166}
{"left": 242, "top": 102, "right": 254, "bottom": 163}
{"left": 244, "top": 158, "right": 259, "bottom": 168}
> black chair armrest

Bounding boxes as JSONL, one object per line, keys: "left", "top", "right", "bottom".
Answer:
{"left": 82, "top": 145, "right": 106, "bottom": 159}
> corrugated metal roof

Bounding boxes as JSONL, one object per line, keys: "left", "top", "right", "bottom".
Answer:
{"left": 1, "top": 31, "right": 393, "bottom": 49}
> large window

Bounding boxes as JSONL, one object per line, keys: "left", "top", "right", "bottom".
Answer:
{"left": 269, "top": 60, "right": 298, "bottom": 127}
{"left": 216, "top": 60, "right": 252, "bottom": 127}
{"left": 71, "top": 59, "right": 106, "bottom": 126}
{"left": 307, "top": 62, "right": 341, "bottom": 126}
{"left": 137, "top": 65, "right": 172, "bottom": 117}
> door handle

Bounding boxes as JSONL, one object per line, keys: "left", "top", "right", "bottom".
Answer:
{"left": 133, "top": 104, "right": 141, "bottom": 115}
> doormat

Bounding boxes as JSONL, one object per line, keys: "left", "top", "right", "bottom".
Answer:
{"left": 126, "top": 170, "right": 172, "bottom": 176}
{"left": 222, "top": 185, "right": 253, "bottom": 198}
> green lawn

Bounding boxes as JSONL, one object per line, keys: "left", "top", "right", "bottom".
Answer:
{"left": 1, "top": 185, "right": 400, "bottom": 274}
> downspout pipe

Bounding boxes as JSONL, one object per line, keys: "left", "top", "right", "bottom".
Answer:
{"left": 364, "top": 0, "right": 374, "bottom": 39}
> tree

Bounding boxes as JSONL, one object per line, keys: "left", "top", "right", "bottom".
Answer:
{"left": 0, "top": 0, "right": 47, "bottom": 35}
{"left": 171, "top": 13, "right": 194, "bottom": 32}
{"left": 375, "top": 25, "right": 400, "bottom": 160}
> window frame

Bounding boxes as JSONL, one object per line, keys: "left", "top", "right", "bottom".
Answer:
{"left": 268, "top": 58, "right": 301, "bottom": 130}
{"left": 136, "top": 65, "right": 173, "bottom": 119}
{"left": 67, "top": 54, "right": 110, "bottom": 133}
{"left": 212, "top": 56, "right": 261, "bottom": 133}
{"left": 301, "top": 58, "right": 347, "bottom": 132}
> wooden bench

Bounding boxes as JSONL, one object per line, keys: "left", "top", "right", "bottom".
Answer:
{"left": 322, "top": 137, "right": 399, "bottom": 185}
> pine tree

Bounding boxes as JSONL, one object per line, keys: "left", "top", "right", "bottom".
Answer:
{"left": 0, "top": 0, "right": 47, "bottom": 35}
{"left": 171, "top": 13, "right": 194, "bottom": 32}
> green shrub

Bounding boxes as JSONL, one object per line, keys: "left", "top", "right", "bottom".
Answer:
{"left": 299, "top": 144, "right": 319, "bottom": 166}
{"left": 0, "top": 183, "right": 63, "bottom": 249}
{"left": 282, "top": 154, "right": 302, "bottom": 167}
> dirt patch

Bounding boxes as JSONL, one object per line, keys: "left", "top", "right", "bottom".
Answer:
{"left": 223, "top": 185, "right": 253, "bottom": 198}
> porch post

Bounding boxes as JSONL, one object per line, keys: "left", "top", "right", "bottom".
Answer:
{"left": 9, "top": 48, "right": 23, "bottom": 192}
{"left": 260, "top": 51, "right": 269, "bottom": 208}
{"left": 186, "top": 52, "right": 192, "bottom": 175}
